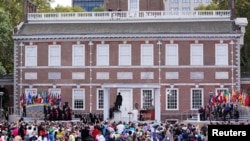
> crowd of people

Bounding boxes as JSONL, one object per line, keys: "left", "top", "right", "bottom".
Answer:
{"left": 198, "top": 102, "right": 240, "bottom": 122}
{"left": 0, "top": 113, "right": 249, "bottom": 141}
{"left": 44, "top": 103, "right": 72, "bottom": 121}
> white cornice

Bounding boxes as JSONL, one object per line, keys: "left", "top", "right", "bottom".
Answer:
{"left": 13, "top": 34, "right": 241, "bottom": 41}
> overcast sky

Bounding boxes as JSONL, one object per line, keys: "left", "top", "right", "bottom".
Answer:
{"left": 51, "top": 0, "right": 72, "bottom": 8}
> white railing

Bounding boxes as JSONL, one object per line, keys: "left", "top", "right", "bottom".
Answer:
{"left": 27, "top": 10, "right": 231, "bottom": 22}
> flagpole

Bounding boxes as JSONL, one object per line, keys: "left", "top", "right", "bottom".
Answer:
{"left": 230, "top": 40, "right": 234, "bottom": 103}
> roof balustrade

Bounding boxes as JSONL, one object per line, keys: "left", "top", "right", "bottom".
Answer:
{"left": 27, "top": 10, "right": 231, "bottom": 23}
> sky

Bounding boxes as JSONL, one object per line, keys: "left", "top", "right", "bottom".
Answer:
{"left": 51, "top": 0, "right": 72, "bottom": 8}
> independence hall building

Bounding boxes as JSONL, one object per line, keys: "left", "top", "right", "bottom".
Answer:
{"left": 12, "top": 0, "right": 248, "bottom": 122}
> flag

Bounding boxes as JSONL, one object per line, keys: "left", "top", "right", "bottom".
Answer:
{"left": 43, "top": 91, "right": 47, "bottom": 103}
{"left": 239, "top": 91, "right": 243, "bottom": 105}
{"left": 20, "top": 93, "right": 25, "bottom": 107}
{"left": 231, "top": 90, "right": 238, "bottom": 103}
{"left": 223, "top": 90, "right": 229, "bottom": 103}
{"left": 216, "top": 91, "right": 223, "bottom": 103}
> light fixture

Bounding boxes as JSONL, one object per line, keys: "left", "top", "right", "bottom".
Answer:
{"left": 170, "top": 83, "right": 174, "bottom": 88}
{"left": 220, "top": 83, "right": 224, "bottom": 88}
{"left": 88, "top": 41, "right": 93, "bottom": 46}
{"left": 229, "top": 40, "right": 234, "bottom": 45}
{"left": 195, "top": 83, "right": 199, "bottom": 88}
{"left": 157, "top": 40, "right": 162, "bottom": 45}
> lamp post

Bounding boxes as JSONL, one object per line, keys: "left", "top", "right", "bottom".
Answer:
{"left": 0, "top": 92, "right": 3, "bottom": 119}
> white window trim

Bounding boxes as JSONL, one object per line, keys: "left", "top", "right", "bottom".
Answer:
{"left": 96, "top": 89, "right": 104, "bottom": 110}
{"left": 25, "top": 45, "right": 37, "bottom": 66}
{"left": 215, "top": 44, "right": 228, "bottom": 66}
{"left": 190, "top": 88, "right": 204, "bottom": 110}
{"left": 96, "top": 44, "right": 109, "bottom": 66}
{"left": 140, "top": 44, "right": 154, "bottom": 66}
{"left": 165, "top": 88, "right": 179, "bottom": 110}
{"left": 119, "top": 44, "right": 131, "bottom": 66}
{"left": 190, "top": 44, "right": 203, "bottom": 65}
{"left": 72, "top": 88, "right": 85, "bottom": 110}
{"left": 72, "top": 44, "right": 85, "bottom": 66}
{"left": 140, "top": 89, "right": 154, "bottom": 109}
{"left": 165, "top": 44, "right": 179, "bottom": 65}
{"left": 48, "top": 45, "right": 61, "bottom": 66}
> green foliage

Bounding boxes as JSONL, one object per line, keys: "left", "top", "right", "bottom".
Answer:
{"left": 92, "top": 5, "right": 104, "bottom": 12}
{"left": 30, "top": 0, "right": 54, "bottom": 12}
{"left": 0, "top": 8, "right": 13, "bottom": 74}
{"left": 52, "top": 5, "right": 85, "bottom": 12}
{"left": 0, "top": 62, "right": 6, "bottom": 74}
{"left": 195, "top": 2, "right": 220, "bottom": 10}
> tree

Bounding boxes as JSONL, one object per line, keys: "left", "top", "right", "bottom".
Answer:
{"left": 53, "top": 5, "right": 85, "bottom": 12}
{"left": 196, "top": 0, "right": 250, "bottom": 72}
{"left": 0, "top": 8, "right": 13, "bottom": 74}
{"left": 92, "top": 5, "right": 104, "bottom": 12}
{"left": 30, "top": 0, "right": 54, "bottom": 12}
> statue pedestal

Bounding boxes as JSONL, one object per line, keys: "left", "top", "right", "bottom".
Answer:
{"left": 113, "top": 111, "right": 121, "bottom": 121}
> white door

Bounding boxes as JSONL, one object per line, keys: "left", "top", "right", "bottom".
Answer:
{"left": 118, "top": 89, "right": 133, "bottom": 121}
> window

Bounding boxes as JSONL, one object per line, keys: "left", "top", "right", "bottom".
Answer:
{"left": 166, "top": 44, "right": 178, "bottom": 65}
{"left": 119, "top": 44, "right": 131, "bottom": 65}
{"left": 129, "top": 0, "right": 139, "bottom": 11}
{"left": 171, "top": 0, "right": 179, "bottom": 3}
{"left": 24, "top": 88, "right": 37, "bottom": 105}
{"left": 97, "top": 44, "right": 109, "bottom": 66}
{"left": 25, "top": 45, "right": 37, "bottom": 66}
{"left": 141, "top": 89, "right": 153, "bottom": 109}
{"left": 72, "top": 45, "right": 85, "bottom": 66}
{"left": 215, "top": 44, "right": 228, "bottom": 65}
{"left": 72, "top": 89, "right": 85, "bottom": 110}
{"left": 182, "top": 7, "right": 190, "bottom": 13}
{"left": 194, "top": 0, "right": 201, "bottom": 3}
{"left": 206, "top": 0, "right": 211, "bottom": 3}
{"left": 166, "top": 89, "right": 179, "bottom": 110}
{"left": 97, "top": 89, "right": 104, "bottom": 110}
{"left": 141, "top": 44, "right": 153, "bottom": 66}
{"left": 190, "top": 44, "right": 203, "bottom": 65}
{"left": 48, "top": 88, "right": 61, "bottom": 105}
{"left": 191, "top": 88, "right": 203, "bottom": 110}
{"left": 48, "top": 45, "right": 61, "bottom": 66}
{"left": 182, "top": 0, "right": 190, "bottom": 3}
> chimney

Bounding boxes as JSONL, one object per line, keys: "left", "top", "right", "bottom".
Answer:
{"left": 23, "top": 0, "right": 38, "bottom": 22}
{"left": 23, "top": 0, "right": 28, "bottom": 22}
{"left": 228, "top": 0, "right": 236, "bottom": 20}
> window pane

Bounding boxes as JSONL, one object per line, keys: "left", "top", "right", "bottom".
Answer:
{"left": 49, "top": 45, "right": 60, "bottom": 66}
{"left": 73, "top": 45, "right": 85, "bottom": 66}
{"left": 192, "top": 89, "right": 202, "bottom": 109}
{"left": 98, "top": 90, "right": 104, "bottom": 109}
{"left": 142, "top": 90, "right": 153, "bottom": 109}
{"left": 141, "top": 45, "right": 153, "bottom": 65}
{"left": 166, "top": 89, "right": 178, "bottom": 109}
{"left": 215, "top": 44, "right": 228, "bottom": 65}
{"left": 191, "top": 44, "right": 203, "bottom": 65}
{"left": 97, "top": 45, "right": 109, "bottom": 66}
{"left": 26, "top": 46, "right": 37, "bottom": 66}
{"left": 119, "top": 44, "right": 131, "bottom": 65}
{"left": 73, "top": 89, "right": 85, "bottom": 110}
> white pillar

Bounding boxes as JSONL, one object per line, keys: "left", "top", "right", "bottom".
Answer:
{"left": 197, "top": 113, "right": 200, "bottom": 121}
{"left": 103, "top": 88, "right": 110, "bottom": 120}
{"left": 155, "top": 88, "right": 161, "bottom": 122}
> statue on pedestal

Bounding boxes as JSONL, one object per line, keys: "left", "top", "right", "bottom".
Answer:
{"left": 114, "top": 92, "right": 123, "bottom": 112}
